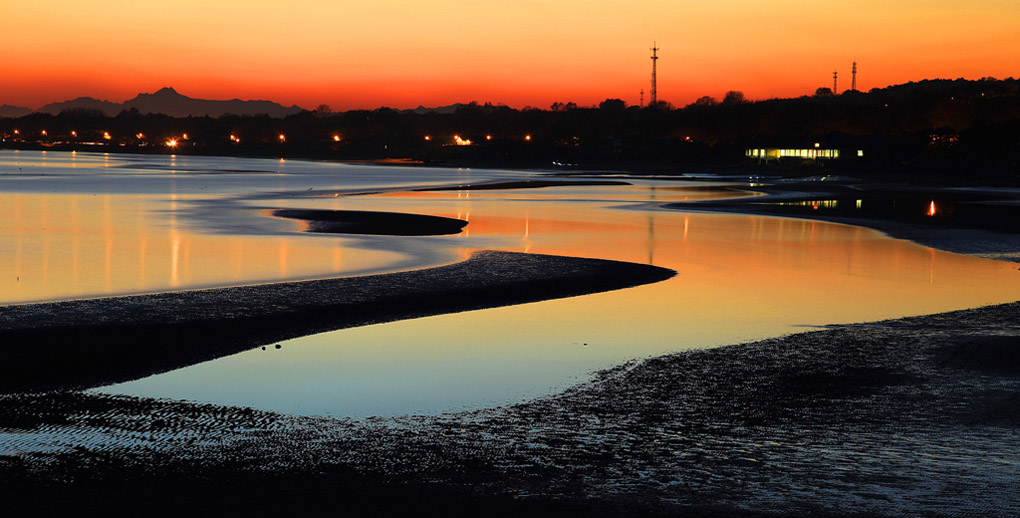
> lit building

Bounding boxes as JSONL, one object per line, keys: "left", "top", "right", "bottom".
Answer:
{"left": 746, "top": 146, "right": 864, "bottom": 164}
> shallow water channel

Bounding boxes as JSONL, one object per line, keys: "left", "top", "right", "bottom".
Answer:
{"left": 3, "top": 150, "right": 1020, "bottom": 417}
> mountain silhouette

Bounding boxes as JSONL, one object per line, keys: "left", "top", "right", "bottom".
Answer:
{"left": 0, "top": 104, "right": 32, "bottom": 118}
{"left": 36, "top": 97, "right": 122, "bottom": 116}
{"left": 35, "top": 88, "right": 305, "bottom": 118}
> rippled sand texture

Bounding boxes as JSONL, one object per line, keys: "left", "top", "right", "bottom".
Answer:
{"left": 2, "top": 302, "right": 1018, "bottom": 516}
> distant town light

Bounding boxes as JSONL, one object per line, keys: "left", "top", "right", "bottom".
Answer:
{"left": 182, "top": 133, "right": 189, "bottom": 140}
{"left": 814, "top": 142, "right": 820, "bottom": 148}
{"left": 278, "top": 134, "right": 286, "bottom": 142}
{"left": 41, "top": 130, "right": 48, "bottom": 136}
{"left": 333, "top": 134, "right": 341, "bottom": 142}
{"left": 486, "top": 135, "right": 492, "bottom": 140}
{"left": 454, "top": 135, "right": 472, "bottom": 146}
{"left": 524, "top": 134, "right": 532, "bottom": 141}
{"left": 927, "top": 201, "right": 937, "bottom": 217}
{"left": 71, "top": 131, "right": 77, "bottom": 137}
{"left": 424, "top": 135, "right": 431, "bottom": 141}
{"left": 166, "top": 138, "right": 178, "bottom": 148}
{"left": 12, "top": 129, "right": 19, "bottom": 135}
{"left": 136, "top": 133, "right": 144, "bottom": 139}
{"left": 103, "top": 131, "right": 111, "bottom": 140}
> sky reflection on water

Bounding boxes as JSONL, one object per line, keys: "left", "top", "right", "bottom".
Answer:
{"left": 4, "top": 151, "right": 1020, "bottom": 418}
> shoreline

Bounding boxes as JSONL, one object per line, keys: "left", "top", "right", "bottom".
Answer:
{"left": 2, "top": 297, "right": 1018, "bottom": 516}
{"left": 660, "top": 178, "right": 1020, "bottom": 262}
{"left": 0, "top": 250, "right": 675, "bottom": 394}
{"left": 2, "top": 173, "right": 1020, "bottom": 515}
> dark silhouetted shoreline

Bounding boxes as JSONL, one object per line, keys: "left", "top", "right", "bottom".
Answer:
{"left": 3, "top": 78, "right": 1018, "bottom": 181}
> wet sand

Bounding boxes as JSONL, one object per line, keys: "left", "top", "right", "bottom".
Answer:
{"left": 418, "top": 179, "right": 632, "bottom": 191}
{"left": 2, "top": 300, "right": 1018, "bottom": 516}
{"left": 3, "top": 181, "right": 1020, "bottom": 516}
{"left": 0, "top": 250, "right": 674, "bottom": 394}
{"left": 666, "top": 180, "right": 1020, "bottom": 262}
{"left": 273, "top": 208, "right": 469, "bottom": 235}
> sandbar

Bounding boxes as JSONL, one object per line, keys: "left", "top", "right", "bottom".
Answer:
{"left": 0, "top": 251, "right": 675, "bottom": 394}
{"left": 273, "top": 208, "right": 469, "bottom": 235}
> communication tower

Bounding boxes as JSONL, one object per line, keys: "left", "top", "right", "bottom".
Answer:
{"left": 640, "top": 89, "right": 644, "bottom": 107}
{"left": 833, "top": 69, "right": 838, "bottom": 94}
{"left": 851, "top": 61, "right": 857, "bottom": 92}
{"left": 650, "top": 43, "right": 659, "bottom": 105}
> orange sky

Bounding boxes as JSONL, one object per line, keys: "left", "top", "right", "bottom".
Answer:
{"left": 2, "top": 1, "right": 1018, "bottom": 111}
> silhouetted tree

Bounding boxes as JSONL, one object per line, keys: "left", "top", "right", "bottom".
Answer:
{"left": 722, "top": 91, "right": 746, "bottom": 105}
{"left": 599, "top": 98, "right": 626, "bottom": 111}
{"left": 814, "top": 87, "right": 834, "bottom": 97}
{"left": 693, "top": 96, "right": 718, "bottom": 106}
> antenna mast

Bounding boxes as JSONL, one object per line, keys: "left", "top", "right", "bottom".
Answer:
{"left": 833, "top": 69, "right": 838, "bottom": 94}
{"left": 851, "top": 61, "right": 857, "bottom": 91}
{"left": 650, "top": 43, "right": 659, "bottom": 105}
{"left": 640, "top": 88, "right": 644, "bottom": 107}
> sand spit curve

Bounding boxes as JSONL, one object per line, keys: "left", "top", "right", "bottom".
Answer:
{"left": 0, "top": 251, "right": 675, "bottom": 394}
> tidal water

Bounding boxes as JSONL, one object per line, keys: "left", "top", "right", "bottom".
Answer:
{"left": 4, "top": 150, "right": 1020, "bottom": 418}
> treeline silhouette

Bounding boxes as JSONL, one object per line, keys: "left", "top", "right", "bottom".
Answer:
{"left": 2, "top": 78, "right": 1018, "bottom": 178}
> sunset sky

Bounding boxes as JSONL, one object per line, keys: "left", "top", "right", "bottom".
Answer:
{"left": 2, "top": 1, "right": 1018, "bottom": 111}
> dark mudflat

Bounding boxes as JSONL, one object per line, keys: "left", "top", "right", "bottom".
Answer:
{"left": 273, "top": 208, "right": 468, "bottom": 235}
{"left": 668, "top": 180, "right": 1020, "bottom": 261}
{"left": 0, "top": 251, "right": 675, "bottom": 394}
{"left": 417, "top": 179, "right": 631, "bottom": 191}
{"left": 1, "top": 302, "right": 1018, "bottom": 516}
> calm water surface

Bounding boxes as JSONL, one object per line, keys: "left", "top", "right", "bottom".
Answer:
{"left": 4, "top": 150, "right": 1019, "bottom": 418}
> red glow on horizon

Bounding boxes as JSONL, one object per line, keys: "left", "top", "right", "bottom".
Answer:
{"left": 1, "top": 2, "right": 1017, "bottom": 111}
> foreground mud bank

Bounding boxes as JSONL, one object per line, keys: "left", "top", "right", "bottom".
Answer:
{"left": 0, "top": 251, "right": 675, "bottom": 394}
{"left": 2, "top": 301, "right": 1018, "bottom": 516}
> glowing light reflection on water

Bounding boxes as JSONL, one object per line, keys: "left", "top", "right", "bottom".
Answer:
{"left": 5, "top": 151, "right": 1019, "bottom": 418}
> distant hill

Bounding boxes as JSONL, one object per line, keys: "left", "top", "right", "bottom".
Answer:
{"left": 405, "top": 102, "right": 505, "bottom": 115}
{"left": 36, "top": 97, "right": 123, "bottom": 117}
{"left": 407, "top": 103, "right": 470, "bottom": 115}
{"left": 35, "top": 87, "right": 305, "bottom": 118}
{"left": 0, "top": 104, "right": 32, "bottom": 118}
